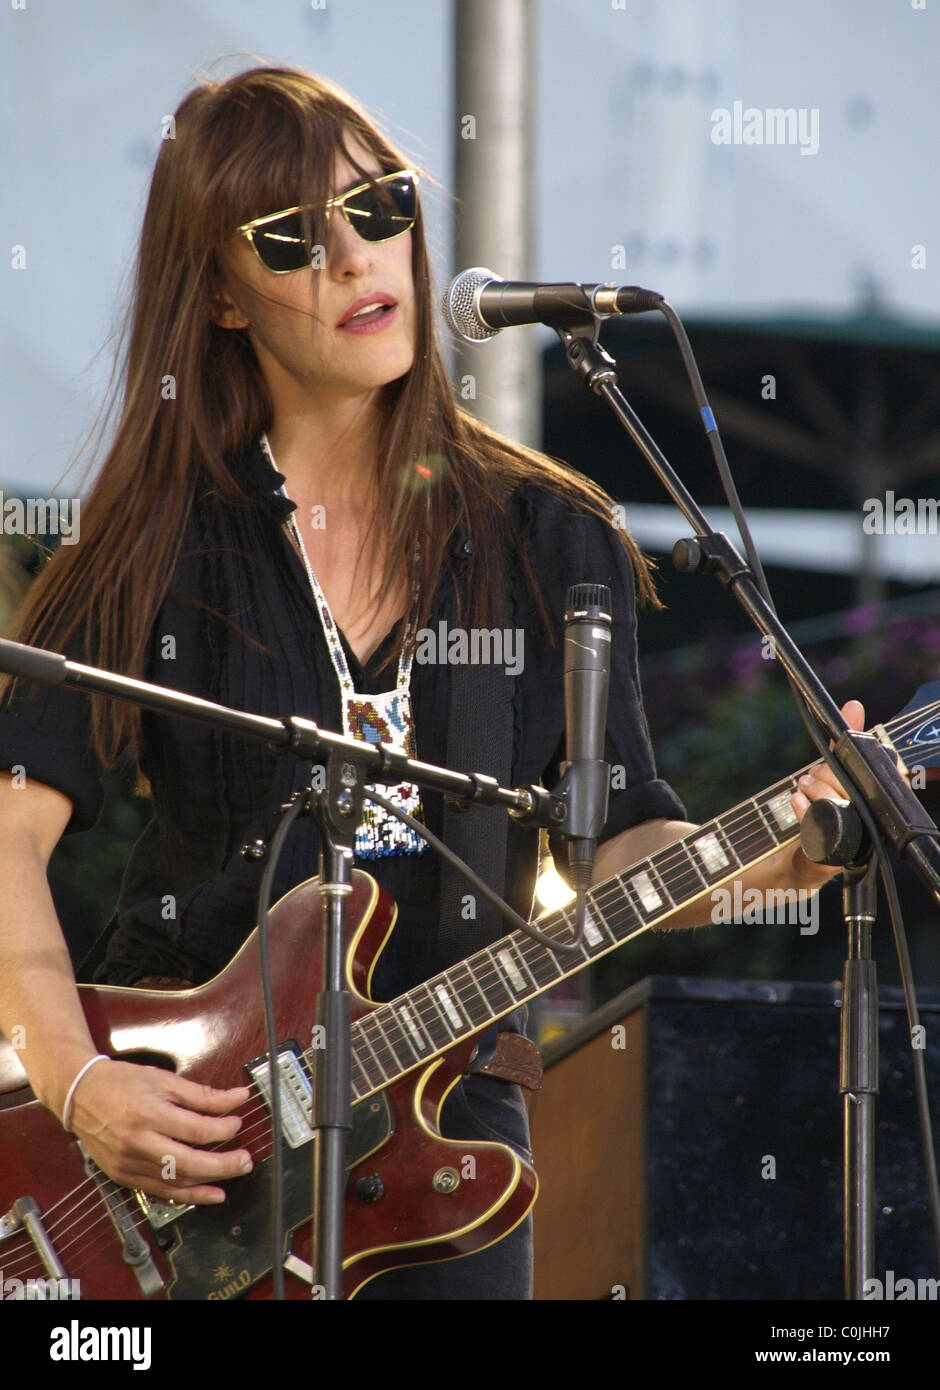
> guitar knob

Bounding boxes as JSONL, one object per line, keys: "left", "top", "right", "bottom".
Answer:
{"left": 355, "top": 1174, "right": 385, "bottom": 1203}
{"left": 432, "top": 1167, "right": 460, "bottom": 1195}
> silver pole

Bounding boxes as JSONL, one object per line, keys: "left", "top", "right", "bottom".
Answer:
{"left": 453, "top": 0, "right": 541, "bottom": 449}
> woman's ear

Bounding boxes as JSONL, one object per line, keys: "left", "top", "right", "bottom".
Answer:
{"left": 209, "top": 289, "right": 250, "bottom": 330}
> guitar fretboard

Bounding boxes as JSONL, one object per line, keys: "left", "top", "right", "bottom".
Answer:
{"left": 292, "top": 684, "right": 940, "bottom": 1102}
{"left": 335, "top": 771, "right": 804, "bottom": 1101}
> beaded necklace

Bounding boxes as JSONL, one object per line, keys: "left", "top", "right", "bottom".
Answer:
{"left": 261, "top": 433, "right": 426, "bottom": 858}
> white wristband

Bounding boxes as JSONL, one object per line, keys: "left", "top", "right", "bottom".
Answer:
{"left": 62, "top": 1054, "right": 110, "bottom": 1132}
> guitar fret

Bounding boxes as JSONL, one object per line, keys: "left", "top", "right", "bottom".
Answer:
{"left": 354, "top": 1038, "right": 385, "bottom": 1091}
{"left": 447, "top": 961, "right": 492, "bottom": 1028}
{"left": 350, "top": 1049, "right": 371, "bottom": 1099}
{"left": 509, "top": 939, "right": 540, "bottom": 992}
{"left": 494, "top": 943, "right": 530, "bottom": 998}
{"left": 605, "top": 877, "right": 641, "bottom": 940}
{"left": 357, "top": 1024, "right": 390, "bottom": 1084}
{"left": 395, "top": 1001, "right": 432, "bottom": 1057}
{"left": 654, "top": 850, "right": 700, "bottom": 908}
{"left": 551, "top": 911, "right": 592, "bottom": 962}
{"left": 584, "top": 895, "right": 615, "bottom": 948}
{"left": 752, "top": 796, "right": 777, "bottom": 840}
{"left": 433, "top": 980, "right": 468, "bottom": 1035}
{"left": 371, "top": 1008, "right": 413, "bottom": 1076}
{"left": 360, "top": 1014, "right": 398, "bottom": 1078}
{"left": 479, "top": 948, "right": 518, "bottom": 1010}
{"left": 516, "top": 932, "right": 566, "bottom": 985}
{"left": 690, "top": 825, "right": 736, "bottom": 880}
{"left": 625, "top": 863, "right": 674, "bottom": 921}
{"left": 410, "top": 983, "right": 454, "bottom": 1047}
{"left": 677, "top": 842, "right": 708, "bottom": 890}
{"left": 762, "top": 786, "right": 800, "bottom": 838}
{"left": 731, "top": 799, "right": 777, "bottom": 861}
{"left": 714, "top": 820, "right": 744, "bottom": 870}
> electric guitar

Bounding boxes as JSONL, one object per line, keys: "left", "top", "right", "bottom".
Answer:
{"left": 1, "top": 685, "right": 938, "bottom": 1300}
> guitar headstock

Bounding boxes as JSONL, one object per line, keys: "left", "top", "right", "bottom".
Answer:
{"left": 881, "top": 681, "right": 940, "bottom": 774}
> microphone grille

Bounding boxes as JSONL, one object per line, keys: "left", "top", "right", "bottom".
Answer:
{"left": 441, "top": 267, "right": 500, "bottom": 342}
{"left": 565, "top": 583, "right": 612, "bottom": 622}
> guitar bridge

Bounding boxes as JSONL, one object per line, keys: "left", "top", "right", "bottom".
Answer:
{"left": 80, "top": 1147, "right": 165, "bottom": 1296}
{"left": 0, "top": 1195, "right": 78, "bottom": 1298}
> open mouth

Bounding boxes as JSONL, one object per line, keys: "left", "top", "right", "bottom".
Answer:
{"left": 341, "top": 302, "right": 396, "bottom": 327}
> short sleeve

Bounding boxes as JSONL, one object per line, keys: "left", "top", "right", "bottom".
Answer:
{"left": 0, "top": 626, "right": 105, "bottom": 834}
{"left": 534, "top": 500, "right": 686, "bottom": 877}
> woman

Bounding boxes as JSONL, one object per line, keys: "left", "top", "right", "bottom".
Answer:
{"left": 0, "top": 64, "right": 854, "bottom": 1300}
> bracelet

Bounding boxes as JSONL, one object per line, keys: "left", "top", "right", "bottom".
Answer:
{"left": 62, "top": 1054, "right": 110, "bottom": 1132}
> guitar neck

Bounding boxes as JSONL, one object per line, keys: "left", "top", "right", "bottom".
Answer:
{"left": 343, "top": 767, "right": 807, "bottom": 1102}
{"left": 322, "top": 689, "right": 939, "bottom": 1103}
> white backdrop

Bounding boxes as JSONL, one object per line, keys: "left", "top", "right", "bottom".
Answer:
{"left": 3, "top": 0, "right": 938, "bottom": 493}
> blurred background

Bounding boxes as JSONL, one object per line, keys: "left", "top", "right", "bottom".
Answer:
{"left": 3, "top": 0, "right": 940, "bottom": 1035}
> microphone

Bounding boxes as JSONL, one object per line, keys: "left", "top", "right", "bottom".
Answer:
{"left": 562, "top": 583, "right": 612, "bottom": 892}
{"left": 442, "top": 268, "right": 663, "bottom": 342}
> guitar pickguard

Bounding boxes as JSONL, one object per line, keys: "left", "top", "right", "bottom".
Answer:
{"left": 153, "top": 1094, "right": 391, "bottom": 1300}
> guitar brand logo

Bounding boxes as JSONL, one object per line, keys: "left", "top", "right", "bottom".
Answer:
{"left": 908, "top": 718, "right": 940, "bottom": 750}
{"left": 207, "top": 1267, "right": 252, "bottom": 1300}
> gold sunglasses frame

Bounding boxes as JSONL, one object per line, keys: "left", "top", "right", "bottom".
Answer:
{"left": 236, "top": 169, "right": 420, "bottom": 274}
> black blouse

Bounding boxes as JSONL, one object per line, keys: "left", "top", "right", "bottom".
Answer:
{"left": 0, "top": 438, "right": 685, "bottom": 1000}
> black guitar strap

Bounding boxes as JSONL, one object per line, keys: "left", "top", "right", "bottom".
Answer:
{"left": 438, "top": 649, "right": 515, "bottom": 968}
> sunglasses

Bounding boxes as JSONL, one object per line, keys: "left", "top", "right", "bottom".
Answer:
{"left": 236, "top": 169, "right": 419, "bottom": 274}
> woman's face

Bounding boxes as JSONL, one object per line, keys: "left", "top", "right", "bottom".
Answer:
{"left": 215, "top": 133, "right": 417, "bottom": 415}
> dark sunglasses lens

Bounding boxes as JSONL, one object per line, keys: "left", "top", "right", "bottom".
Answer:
{"left": 344, "top": 175, "right": 417, "bottom": 242}
{"left": 253, "top": 210, "right": 318, "bottom": 272}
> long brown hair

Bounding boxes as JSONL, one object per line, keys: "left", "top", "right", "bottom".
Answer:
{"left": 2, "top": 64, "right": 658, "bottom": 772}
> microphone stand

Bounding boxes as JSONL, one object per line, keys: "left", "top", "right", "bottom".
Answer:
{"left": 0, "top": 637, "right": 570, "bottom": 1300}
{"left": 551, "top": 312, "right": 940, "bottom": 1299}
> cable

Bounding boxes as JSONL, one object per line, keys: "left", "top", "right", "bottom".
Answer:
{"left": 252, "top": 787, "right": 309, "bottom": 1301}
{"left": 365, "top": 788, "right": 588, "bottom": 953}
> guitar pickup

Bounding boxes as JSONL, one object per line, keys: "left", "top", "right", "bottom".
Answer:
{"left": 248, "top": 1043, "right": 314, "bottom": 1149}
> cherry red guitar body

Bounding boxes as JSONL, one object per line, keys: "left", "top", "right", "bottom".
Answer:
{"left": 0, "top": 872, "right": 537, "bottom": 1300}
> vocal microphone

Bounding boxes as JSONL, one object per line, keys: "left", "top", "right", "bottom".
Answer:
{"left": 562, "top": 583, "right": 612, "bottom": 894}
{"left": 442, "top": 268, "right": 663, "bottom": 342}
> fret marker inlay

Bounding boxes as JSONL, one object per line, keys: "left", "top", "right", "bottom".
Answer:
{"left": 399, "top": 1006, "right": 426, "bottom": 1052}
{"left": 693, "top": 832, "right": 730, "bottom": 874}
{"left": 497, "top": 949, "right": 526, "bottom": 993}
{"left": 435, "top": 985, "right": 463, "bottom": 1032}
{"left": 766, "top": 790, "right": 798, "bottom": 830}
{"left": 631, "top": 870, "right": 663, "bottom": 914}
{"left": 584, "top": 913, "right": 603, "bottom": 948}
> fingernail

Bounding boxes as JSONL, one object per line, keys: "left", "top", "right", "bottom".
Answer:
{"left": 799, "top": 774, "right": 813, "bottom": 788}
